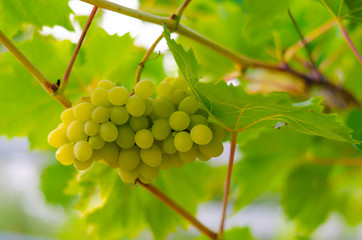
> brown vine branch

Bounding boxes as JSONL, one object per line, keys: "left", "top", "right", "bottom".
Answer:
{"left": 0, "top": 31, "right": 72, "bottom": 108}
{"left": 58, "top": 6, "right": 98, "bottom": 94}
{"left": 337, "top": 19, "right": 362, "bottom": 65}
{"left": 137, "top": 180, "right": 217, "bottom": 240}
{"left": 174, "top": 0, "right": 192, "bottom": 19}
{"left": 219, "top": 132, "right": 238, "bottom": 236}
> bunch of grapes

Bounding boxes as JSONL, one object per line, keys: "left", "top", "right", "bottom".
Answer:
{"left": 48, "top": 77, "right": 225, "bottom": 184}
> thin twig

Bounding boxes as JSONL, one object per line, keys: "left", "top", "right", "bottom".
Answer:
{"left": 0, "top": 31, "right": 72, "bottom": 108}
{"left": 337, "top": 19, "right": 362, "bottom": 65}
{"left": 58, "top": 6, "right": 98, "bottom": 94}
{"left": 174, "top": 0, "right": 192, "bottom": 18}
{"left": 137, "top": 180, "right": 217, "bottom": 240}
{"left": 219, "top": 132, "right": 237, "bottom": 236}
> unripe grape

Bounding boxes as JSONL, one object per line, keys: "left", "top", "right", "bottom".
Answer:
{"left": 97, "top": 79, "right": 115, "bottom": 90}
{"left": 108, "top": 86, "right": 129, "bottom": 106}
{"left": 174, "top": 131, "right": 193, "bottom": 152}
{"left": 55, "top": 143, "right": 75, "bottom": 165}
{"left": 91, "top": 88, "right": 110, "bottom": 107}
{"left": 138, "top": 175, "right": 153, "bottom": 184}
{"left": 126, "top": 95, "right": 146, "bottom": 117}
{"left": 170, "top": 89, "right": 186, "bottom": 105}
{"left": 169, "top": 111, "right": 190, "bottom": 131}
{"left": 129, "top": 116, "right": 149, "bottom": 132}
{"left": 169, "top": 153, "right": 184, "bottom": 168}
{"left": 67, "top": 120, "right": 87, "bottom": 142}
{"left": 162, "top": 135, "right": 177, "bottom": 154}
{"left": 84, "top": 120, "right": 99, "bottom": 136}
{"left": 179, "top": 96, "right": 199, "bottom": 115}
{"left": 61, "top": 108, "right": 75, "bottom": 125}
{"left": 48, "top": 127, "right": 69, "bottom": 148}
{"left": 140, "top": 144, "right": 162, "bottom": 167}
{"left": 99, "top": 121, "right": 118, "bottom": 142}
{"left": 190, "top": 124, "right": 213, "bottom": 145}
{"left": 57, "top": 123, "right": 67, "bottom": 129}
{"left": 110, "top": 106, "right": 129, "bottom": 125}
{"left": 199, "top": 139, "right": 224, "bottom": 157}
{"left": 88, "top": 135, "right": 105, "bottom": 150}
{"left": 152, "top": 118, "right": 171, "bottom": 141}
{"left": 153, "top": 97, "right": 175, "bottom": 118}
{"left": 156, "top": 81, "right": 173, "bottom": 97}
{"left": 74, "top": 158, "right": 94, "bottom": 170}
{"left": 118, "top": 146, "right": 141, "bottom": 170}
{"left": 179, "top": 148, "right": 197, "bottom": 163}
{"left": 188, "top": 114, "right": 208, "bottom": 131}
{"left": 170, "top": 76, "right": 188, "bottom": 91}
{"left": 96, "top": 142, "right": 119, "bottom": 165}
{"left": 159, "top": 153, "right": 172, "bottom": 169}
{"left": 139, "top": 163, "right": 159, "bottom": 179}
{"left": 74, "top": 140, "right": 93, "bottom": 161}
{"left": 197, "top": 150, "right": 211, "bottom": 161}
{"left": 74, "top": 102, "right": 94, "bottom": 121}
{"left": 117, "top": 168, "right": 139, "bottom": 184}
{"left": 135, "top": 129, "right": 154, "bottom": 149}
{"left": 116, "top": 125, "right": 135, "bottom": 149}
{"left": 209, "top": 123, "right": 225, "bottom": 142}
{"left": 144, "top": 98, "right": 153, "bottom": 116}
{"left": 135, "top": 80, "right": 155, "bottom": 99}
{"left": 92, "top": 106, "right": 110, "bottom": 123}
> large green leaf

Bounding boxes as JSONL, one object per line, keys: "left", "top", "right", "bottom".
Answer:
{"left": 196, "top": 227, "right": 256, "bottom": 240}
{"left": 164, "top": 27, "right": 357, "bottom": 143}
{"left": 318, "top": 0, "right": 362, "bottom": 22}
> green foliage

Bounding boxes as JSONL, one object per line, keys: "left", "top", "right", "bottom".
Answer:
{"left": 196, "top": 227, "right": 256, "bottom": 240}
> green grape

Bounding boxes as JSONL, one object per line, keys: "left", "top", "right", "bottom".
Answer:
{"left": 139, "top": 163, "right": 159, "bottom": 179}
{"left": 143, "top": 98, "right": 153, "bottom": 116}
{"left": 61, "top": 108, "right": 75, "bottom": 125}
{"left": 174, "top": 131, "right": 193, "bottom": 152}
{"left": 156, "top": 81, "right": 173, "bottom": 97}
{"left": 57, "top": 123, "right": 67, "bottom": 129}
{"left": 48, "top": 127, "right": 69, "bottom": 148}
{"left": 116, "top": 125, "right": 135, "bottom": 149}
{"left": 129, "top": 116, "right": 149, "bottom": 132}
{"left": 169, "top": 111, "right": 190, "bottom": 131}
{"left": 91, "top": 87, "right": 110, "bottom": 107}
{"left": 178, "top": 96, "right": 199, "bottom": 115}
{"left": 179, "top": 147, "right": 197, "bottom": 163}
{"left": 135, "top": 80, "right": 155, "bottom": 99}
{"left": 99, "top": 121, "right": 118, "bottom": 142}
{"left": 55, "top": 143, "right": 75, "bottom": 165}
{"left": 162, "top": 135, "right": 177, "bottom": 154}
{"left": 159, "top": 154, "right": 171, "bottom": 169}
{"left": 199, "top": 139, "right": 224, "bottom": 157}
{"left": 92, "top": 106, "right": 110, "bottom": 123}
{"left": 170, "top": 89, "right": 186, "bottom": 105}
{"left": 110, "top": 106, "right": 129, "bottom": 125}
{"left": 74, "top": 102, "right": 94, "bottom": 121}
{"left": 135, "top": 129, "right": 154, "bottom": 149}
{"left": 187, "top": 114, "right": 208, "bottom": 130}
{"left": 152, "top": 118, "right": 171, "bottom": 141}
{"left": 74, "top": 140, "right": 93, "bottom": 161}
{"left": 108, "top": 86, "right": 129, "bottom": 106}
{"left": 153, "top": 140, "right": 164, "bottom": 151}
{"left": 209, "top": 123, "right": 225, "bottom": 142}
{"left": 126, "top": 95, "right": 146, "bottom": 117}
{"left": 190, "top": 124, "right": 213, "bottom": 145}
{"left": 140, "top": 144, "right": 162, "bottom": 167}
{"left": 97, "top": 79, "right": 115, "bottom": 90}
{"left": 118, "top": 146, "right": 141, "bottom": 170}
{"left": 170, "top": 76, "right": 188, "bottom": 91}
{"left": 95, "top": 142, "right": 120, "bottom": 165}
{"left": 74, "top": 158, "right": 94, "bottom": 170}
{"left": 196, "top": 108, "right": 209, "bottom": 119}
{"left": 88, "top": 135, "right": 105, "bottom": 150}
{"left": 197, "top": 150, "right": 211, "bottom": 162}
{"left": 153, "top": 97, "right": 175, "bottom": 118}
{"left": 67, "top": 120, "right": 87, "bottom": 142}
{"left": 84, "top": 120, "right": 99, "bottom": 136}
{"left": 117, "top": 167, "right": 139, "bottom": 184}
{"left": 138, "top": 175, "right": 153, "bottom": 184}
{"left": 169, "top": 153, "right": 184, "bottom": 168}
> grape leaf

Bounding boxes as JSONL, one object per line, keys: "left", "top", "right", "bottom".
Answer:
{"left": 318, "top": 0, "right": 362, "bottom": 22}
{"left": 164, "top": 27, "right": 357, "bottom": 144}
{"left": 196, "top": 227, "right": 255, "bottom": 240}
{"left": 346, "top": 109, "right": 362, "bottom": 152}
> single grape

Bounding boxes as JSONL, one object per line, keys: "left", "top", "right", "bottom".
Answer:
{"left": 91, "top": 87, "right": 110, "bottom": 107}
{"left": 116, "top": 125, "right": 135, "bottom": 149}
{"left": 178, "top": 147, "right": 197, "bottom": 163}
{"left": 95, "top": 142, "right": 119, "bottom": 165}
{"left": 187, "top": 114, "right": 208, "bottom": 131}
{"left": 140, "top": 144, "right": 162, "bottom": 167}
{"left": 139, "top": 163, "right": 159, "bottom": 179}
{"left": 162, "top": 135, "right": 177, "bottom": 154}
{"left": 178, "top": 96, "right": 199, "bottom": 115}
{"left": 97, "top": 79, "right": 115, "bottom": 90}
{"left": 67, "top": 120, "right": 87, "bottom": 142}
{"left": 74, "top": 140, "right": 93, "bottom": 161}
{"left": 57, "top": 123, "right": 67, "bottom": 129}
{"left": 190, "top": 124, "right": 213, "bottom": 145}
{"left": 55, "top": 143, "right": 75, "bottom": 165}
{"left": 152, "top": 118, "right": 171, "bottom": 141}
{"left": 99, "top": 121, "right": 118, "bottom": 142}
{"left": 74, "top": 102, "right": 94, "bottom": 121}
{"left": 74, "top": 158, "right": 94, "bottom": 170}
{"left": 118, "top": 146, "right": 141, "bottom": 170}
{"left": 170, "top": 89, "right": 186, "bottom": 105}
{"left": 129, "top": 116, "right": 149, "bottom": 132}
{"left": 135, "top": 129, "right": 154, "bottom": 149}
{"left": 153, "top": 97, "right": 175, "bottom": 118}
{"left": 138, "top": 175, "right": 153, "bottom": 184}
{"left": 199, "top": 139, "right": 224, "bottom": 157}
{"left": 170, "top": 76, "right": 188, "bottom": 91}
{"left": 156, "top": 81, "right": 173, "bottom": 97}
{"left": 209, "top": 123, "right": 225, "bottom": 142}
{"left": 92, "top": 106, "right": 110, "bottom": 123}
{"left": 174, "top": 131, "right": 193, "bottom": 152}
{"left": 197, "top": 150, "right": 211, "bottom": 162}
{"left": 110, "top": 106, "right": 129, "bottom": 125}
{"left": 84, "top": 120, "right": 99, "bottom": 136}
{"left": 169, "top": 111, "right": 190, "bottom": 131}
{"left": 108, "top": 86, "right": 129, "bottom": 106}
{"left": 143, "top": 98, "right": 153, "bottom": 116}
{"left": 61, "top": 108, "right": 75, "bottom": 125}
{"left": 48, "top": 127, "right": 69, "bottom": 148}
{"left": 88, "top": 135, "right": 105, "bottom": 150}
{"left": 135, "top": 80, "right": 155, "bottom": 99}
{"left": 126, "top": 95, "right": 146, "bottom": 117}
{"left": 169, "top": 153, "right": 184, "bottom": 168}
{"left": 159, "top": 154, "right": 171, "bottom": 170}
{"left": 117, "top": 167, "right": 139, "bottom": 184}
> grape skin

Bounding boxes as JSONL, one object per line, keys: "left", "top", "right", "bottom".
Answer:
{"left": 169, "top": 111, "right": 190, "bottom": 131}
{"left": 152, "top": 118, "right": 171, "bottom": 141}
{"left": 135, "top": 80, "right": 155, "bottom": 99}
{"left": 126, "top": 95, "right": 146, "bottom": 117}
{"left": 84, "top": 120, "right": 99, "bottom": 136}
{"left": 159, "top": 153, "right": 172, "bottom": 169}
{"left": 162, "top": 135, "right": 177, "bottom": 154}
{"left": 110, "top": 106, "right": 129, "bottom": 125}
{"left": 74, "top": 140, "right": 93, "bottom": 161}
{"left": 94, "top": 142, "right": 119, "bottom": 165}
{"left": 129, "top": 116, "right": 149, "bottom": 132}
{"left": 74, "top": 102, "right": 94, "bottom": 121}
{"left": 169, "top": 153, "right": 185, "bottom": 168}
{"left": 91, "top": 88, "right": 110, "bottom": 107}
{"left": 48, "top": 127, "right": 69, "bottom": 148}
{"left": 156, "top": 81, "right": 173, "bottom": 97}
{"left": 74, "top": 158, "right": 94, "bottom": 170}
{"left": 67, "top": 120, "right": 87, "bottom": 143}
{"left": 135, "top": 129, "right": 154, "bottom": 149}
{"left": 99, "top": 121, "right": 118, "bottom": 142}
{"left": 92, "top": 106, "right": 110, "bottom": 124}
{"left": 174, "top": 131, "right": 193, "bottom": 152}
{"left": 199, "top": 139, "right": 224, "bottom": 157}
{"left": 118, "top": 146, "right": 141, "bottom": 170}
{"left": 117, "top": 168, "right": 139, "bottom": 184}
{"left": 190, "top": 124, "right": 213, "bottom": 145}
{"left": 108, "top": 86, "right": 129, "bottom": 106}
{"left": 116, "top": 125, "right": 135, "bottom": 149}
{"left": 88, "top": 135, "right": 105, "bottom": 150}
{"left": 140, "top": 144, "right": 162, "bottom": 167}
{"left": 178, "top": 96, "right": 199, "bottom": 115}
{"left": 97, "top": 79, "right": 115, "bottom": 90}
{"left": 61, "top": 108, "right": 75, "bottom": 125}
{"left": 153, "top": 97, "right": 175, "bottom": 118}
{"left": 139, "top": 163, "right": 159, "bottom": 179}
{"left": 178, "top": 148, "right": 197, "bottom": 163}
{"left": 55, "top": 143, "right": 75, "bottom": 165}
